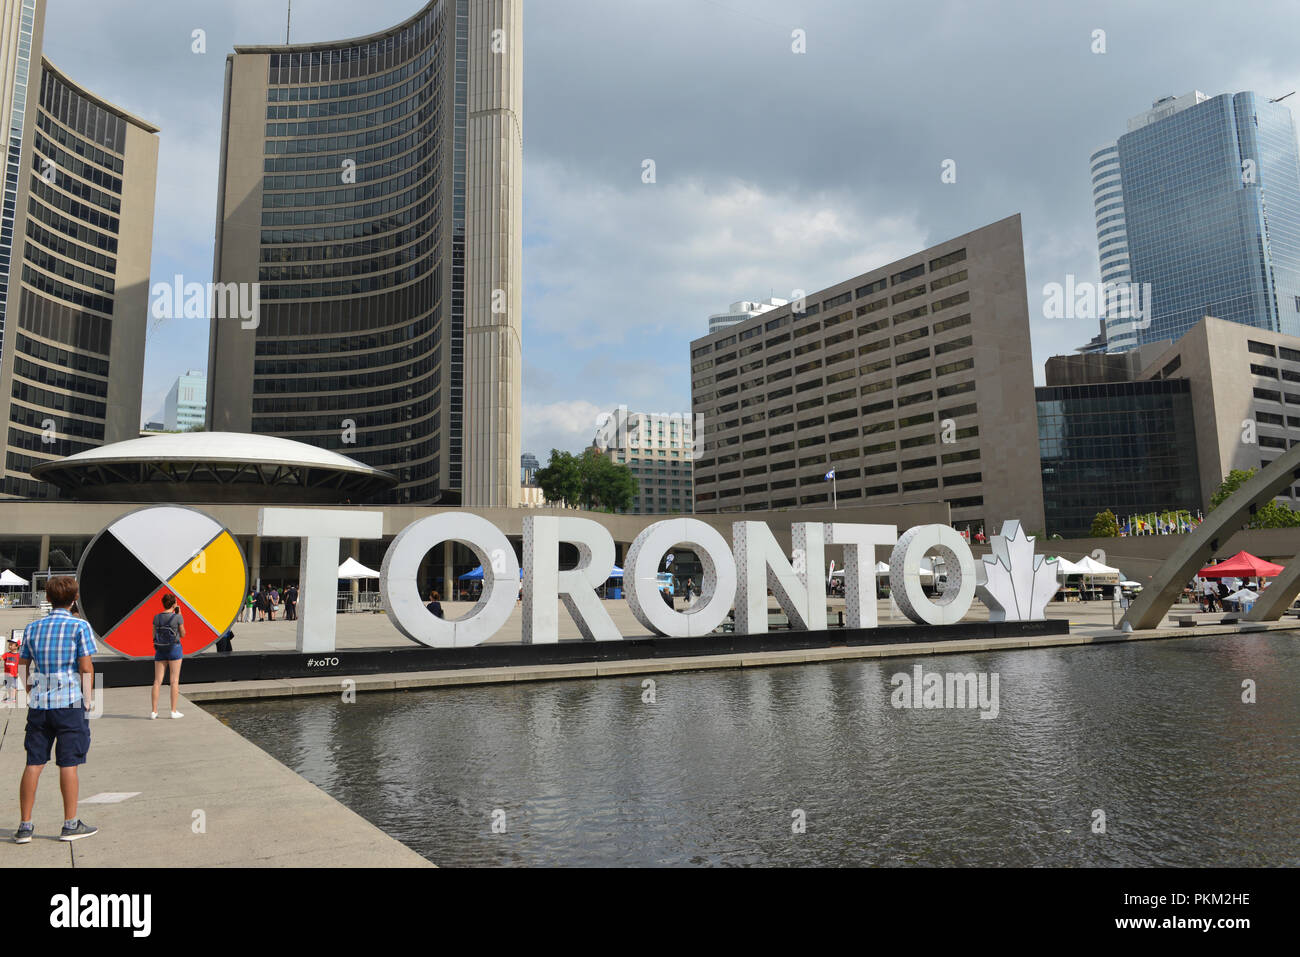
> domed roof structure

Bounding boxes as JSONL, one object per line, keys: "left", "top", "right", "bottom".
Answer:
{"left": 31, "top": 432, "right": 397, "bottom": 504}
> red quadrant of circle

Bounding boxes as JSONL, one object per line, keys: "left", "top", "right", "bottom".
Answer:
{"left": 105, "top": 585, "right": 219, "bottom": 659}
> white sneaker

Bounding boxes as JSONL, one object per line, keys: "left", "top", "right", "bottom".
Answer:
{"left": 170, "top": 711, "right": 184, "bottom": 719}
{"left": 150, "top": 712, "right": 156, "bottom": 720}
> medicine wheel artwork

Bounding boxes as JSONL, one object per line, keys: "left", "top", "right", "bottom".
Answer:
{"left": 76, "top": 506, "right": 248, "bottom": 658}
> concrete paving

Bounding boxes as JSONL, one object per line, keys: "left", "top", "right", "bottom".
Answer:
{"left": 0, "top": 688, "right": 432, "bottom": 867}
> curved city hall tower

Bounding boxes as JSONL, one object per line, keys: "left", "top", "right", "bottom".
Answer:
{"left": 0, "top": 7, "right": 159, "bottom": 499}
{"left": 208, "top": 0, "right": 523, "bottom": 506}
{"left": 462, "top": 0, "right": 522, "bottom": 508}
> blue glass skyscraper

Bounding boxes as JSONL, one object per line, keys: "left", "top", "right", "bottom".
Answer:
{"left": 1095, "top": 91, "right": 1300, "bottom": 349}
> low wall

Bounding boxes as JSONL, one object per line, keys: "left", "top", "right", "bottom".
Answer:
{"left": 93, "top": 619, "right": 1069, "bottom": 688}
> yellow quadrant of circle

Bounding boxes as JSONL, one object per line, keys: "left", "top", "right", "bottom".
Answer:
{"left": 166, "top": 530, "right": 246, "bottom": 632}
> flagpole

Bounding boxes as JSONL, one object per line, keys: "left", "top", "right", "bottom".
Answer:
{"left": 833, "top": 474, "right": 837, "bottom": 510}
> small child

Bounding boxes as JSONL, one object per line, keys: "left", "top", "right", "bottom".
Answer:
{"left": 3, "top": 637, "right": 20, "bottom": 704}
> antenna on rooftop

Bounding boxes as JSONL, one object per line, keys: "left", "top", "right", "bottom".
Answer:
{"left": 286, "top": 0, "right": 292, "bottom": 44}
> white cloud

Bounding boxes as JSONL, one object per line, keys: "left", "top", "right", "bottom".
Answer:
{"left": 524, "top": 161, "right": 927, "bottom": 349}
{"left": 522, "top": 399, "right": 605, "bottom": 459}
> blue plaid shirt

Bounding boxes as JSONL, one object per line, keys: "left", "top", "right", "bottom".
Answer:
{"left": 19, "top": 608, "right": 96, "bottom": 710}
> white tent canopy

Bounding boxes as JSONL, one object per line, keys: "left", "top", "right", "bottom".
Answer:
{"left": 1224, "top": 588, "right": 1259, "bottom": 603}
{"left": 0, "top": 569, "right": 27, "bottom": 586}
{"left": 337, "top": 557, "right": 380, "bottom": 580}
{"left": 1053, "top": 557, "right": 1088, "bottom": 576}
{"left": 1074, "top": 555, "right": 1121, "bottom": 576}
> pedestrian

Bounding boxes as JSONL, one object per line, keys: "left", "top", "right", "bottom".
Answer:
{"left": 3, "top": 635, "right": 20, "bottom": 704}
{"left": 268, "top": 586, "right": 279, "bottom": 621}
{"left": 150, "top": 593, "right": 185, "bottom": 720}
{"left": 215, "top": 629, "right": 234, "bottom": 654}
{"left": 660, "top": 586, "right": 674, "bottom": 611}
{"left": 426, "top": 591, "right": 444, "bottom": 619}
{"left": 256, "top": 588, "right": 269, "bottom": 622}
{"left": 285, "top": 583, "right": 298, "bottom": 621}
{"left": 13, "top": 575, "right": 98, "bottom": 844}
{"left": 1201, "top": 578, "right": 1218, "bottom": 612}
{"left": 243, "top": 589, "right": 255, "bottom": 622}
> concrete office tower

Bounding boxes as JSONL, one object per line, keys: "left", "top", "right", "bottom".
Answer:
{"left": 690, "top": 215, "right": 1045, "bottom": 535}
{"left": 209, "top": 0, "right": 523, "bottom": 506}
{"left": 461, "top": 0, "right": 522, "bottom": 508}
{"left": 1041, "top": 315, "right": 1300, "bottom": 523}
{"left": 163, "top": 369, "right": 206, "bottom": 431}
{"left": 1097, "top": 91, "right": 1300, "bottom": 350}
{"left": 708, "top": 298, "right": 788, "bottom": 335}
{"left": 0, "top": 51, "right": 158, "bottom": 499}
{"left": 594, "top": 407, "right": 694, "bottom": 515}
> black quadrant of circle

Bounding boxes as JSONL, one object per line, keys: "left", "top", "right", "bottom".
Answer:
{"left": 79, "top": 530, "right": 164, "bottom": 635}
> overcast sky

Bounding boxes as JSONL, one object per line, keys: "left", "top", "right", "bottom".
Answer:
{"left": 39, "top": 0, "right": 1300, "bottom": 457}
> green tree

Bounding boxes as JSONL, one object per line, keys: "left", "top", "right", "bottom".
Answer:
{"left": 536, "top": 448, "right": 638, "bottom": 511}
{"left": 1210, "top": 469, "right": 1254, "bottom": 510}
{"left": 1209, "top": 468, "right": 1300, "bottom": 528}
{"left": 576, "top": 447, "right": 637, "bottom": 512}
{"left": 1090, "top": 509, "right": 1120, "bottom": 538}
{"left": 536, "top": 449, "right": 581, "bottom": 506}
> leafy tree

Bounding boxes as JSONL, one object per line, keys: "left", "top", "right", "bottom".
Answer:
{"left": 1210, "top": 469, "right": 1254, "bottom": 510}
{"left": 1209, "top": 468, "right": 1300, "bottom": 528}
{"left": 576, "top": 447, "right": 637, "bottom": 512}
{"left": 536, "top": 448, "right": 638, "bottom": 511}
{"left": 536, "top": 449, "right": 581, "bottom": 506}
{"left": 1090, "top": 509, "right": 1120, "bottom": 538}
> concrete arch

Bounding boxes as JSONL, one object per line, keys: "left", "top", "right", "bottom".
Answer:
{"left": 1120, "top": 443, "right": 1300, "bottom": 631}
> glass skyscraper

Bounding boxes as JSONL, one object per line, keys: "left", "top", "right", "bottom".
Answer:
{"left": 1094, "top": 91, "right": 1300, "bottom": 350}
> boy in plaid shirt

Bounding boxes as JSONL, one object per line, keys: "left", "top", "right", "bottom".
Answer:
{"left": 13, "top": 576, "right": 97, "bottom": 844}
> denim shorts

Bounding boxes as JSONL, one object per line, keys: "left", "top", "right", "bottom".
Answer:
{"left": 24, "top": 706, "right": 91, "bottom": 767}
{"left": 154, "top": 642, "right": 183, "bottom": 662}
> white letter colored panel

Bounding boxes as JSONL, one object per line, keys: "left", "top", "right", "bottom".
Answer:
{"left": 732, "top": 522, "right": 827, "bottom": 634}
{"left": 258, "top": 508, "right": 383, "bottom": 652}
{"left": 522, "top": 516, "right": 620, "bottom": 643}
{"left": 825, "top": 523, "right": 896, "bottom": 629}
{"left": 625, "top": 519, "right": 736, "bottom": 637}
{"left": 888, "top": 524, "right": 976, "bottom": 626}
{"left": 380, "top": 512, "right": 519, "bottom": 648}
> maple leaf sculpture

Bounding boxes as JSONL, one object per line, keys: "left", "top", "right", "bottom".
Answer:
{"left": 975, "top": 520, "right": 1060, "bottom": 621}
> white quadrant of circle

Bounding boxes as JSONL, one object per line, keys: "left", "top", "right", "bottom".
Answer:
{"left": 108, "top": 507, "right": 223, "bottom": 582}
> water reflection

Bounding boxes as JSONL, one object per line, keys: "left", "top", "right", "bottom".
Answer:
{"left": 214, "top": 633, "right": 1300, "bottom": 867}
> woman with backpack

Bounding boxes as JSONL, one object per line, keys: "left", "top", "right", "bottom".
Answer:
{"left": 150, "top": 593, "right": 185, "bottom": 719}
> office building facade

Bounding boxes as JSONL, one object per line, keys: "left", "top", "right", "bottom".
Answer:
{"left": 1096, "top": 91, "right": 1300, "bottom": 350}
{"left": 208, "top": 0, "right": 522, "bottom": 506}
{"left": 690, "top": 214, "right": 1045, "bottom": 535}
{"left": 1036, "top": 379, "right": 1201, "bottom": 538}
{"left": 164, "top": 369, "right": 206, "bottom": 431}
{"left": 595, "top": 407, "right": 693, "bottom": 515}
{"left": 0, "top": 13, "right": 159, "bottom": 499}
{"left": 1138, "top": 315, "right": 1300, "bottom": 509}
{"left": 1041, "top": 314, "right": 1300, "bottom": 531}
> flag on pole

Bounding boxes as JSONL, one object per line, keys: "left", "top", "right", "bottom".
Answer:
{"left": 824, "top": 469, "right": 836, "bottom": 481}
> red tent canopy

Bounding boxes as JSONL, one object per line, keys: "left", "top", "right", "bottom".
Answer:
{"left": 1198, "top": 551, "right": 1284, "bottom": 578}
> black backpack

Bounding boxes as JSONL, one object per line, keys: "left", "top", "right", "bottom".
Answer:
{"left": 153, "top": 612, "right": 181, "bottom": 647}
